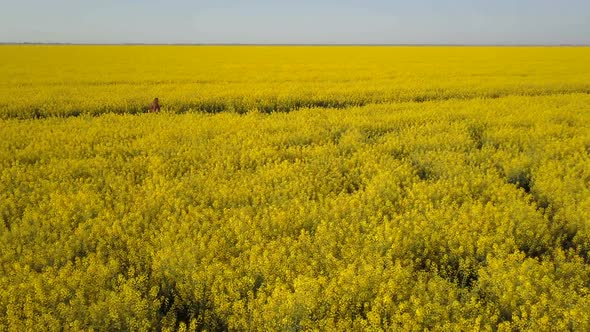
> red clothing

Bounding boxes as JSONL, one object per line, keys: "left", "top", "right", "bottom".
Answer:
{"left": 150, "top": 101, "right": 160, "bottom": 112}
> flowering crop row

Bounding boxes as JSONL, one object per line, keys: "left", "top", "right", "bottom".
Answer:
{"left": 1, "top": 46, "right": 589, "bottom": 118}
{"left": 1, "top": 93, "right": 589, "bottom": 330}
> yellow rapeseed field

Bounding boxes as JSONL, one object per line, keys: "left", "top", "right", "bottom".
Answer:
{"left": 1, "top": 46, "right": 590, "bottom": 118}
{"left": 1, "top": 46, "right": 590, "bottom": 331}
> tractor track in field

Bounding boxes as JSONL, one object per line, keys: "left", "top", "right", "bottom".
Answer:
{"left": 2, "top": 88, "right": 590, "bottom": 121}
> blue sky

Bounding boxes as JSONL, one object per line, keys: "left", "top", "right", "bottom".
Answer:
{"left": 1, "top": 0, "right": 589, "bottom": 44}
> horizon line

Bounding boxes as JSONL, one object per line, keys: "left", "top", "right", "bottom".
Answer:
{"left": 1, "top": 42, "right": 590, "bottom": 47}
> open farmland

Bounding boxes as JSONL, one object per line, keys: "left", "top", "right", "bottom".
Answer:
{"left": 1, "top": 46, "right": 590, "bottom": 118}
{"left": 1, "top": 46, "right": 590, "bottom": 331}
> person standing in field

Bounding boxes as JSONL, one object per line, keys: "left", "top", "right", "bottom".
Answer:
{"left": 149, "top": 98, "right": 161, "bottom": 112}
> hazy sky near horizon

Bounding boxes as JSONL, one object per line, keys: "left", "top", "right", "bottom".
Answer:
{"left": 1, "top": 0, "right": 589, "bottom": 44}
